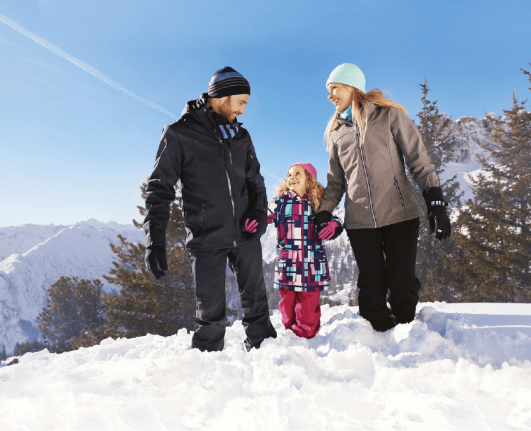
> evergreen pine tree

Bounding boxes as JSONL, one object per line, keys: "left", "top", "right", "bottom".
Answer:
{"left": 449, "top": 68, "right": 531, "bottom": 301}
{"left": 0, "top": 345, "right": 7, "bottom": 361}
{"left": 103, "top": 183, "right": 195, "bottom": 338}
{"left": 415, "top": 78, "right": 464, "bottom": 301}
{"left": 14, "top": 340, "right": 48, "bottom": 356}
{"left": 339, "top": 260, "right": 347, "bottom": 288}
{"left": 37, "top": 277, "right": 105, "bottom": 351}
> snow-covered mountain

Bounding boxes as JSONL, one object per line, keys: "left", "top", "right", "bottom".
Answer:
{"left": 439, "top": 112, "right": 502, "bottom": 202}
{"left": 447, "top": 114, "right": 495, "bottom": 164}
{"left": 0, "top": 219, "right": 145, "bottom": 354}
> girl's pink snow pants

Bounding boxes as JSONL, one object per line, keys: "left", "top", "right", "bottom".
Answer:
{"left": 279, "top": 290, "right": 321, "bottom": 339}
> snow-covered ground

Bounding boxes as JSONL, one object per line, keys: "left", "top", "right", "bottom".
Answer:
{"left": 2, "top": 302, "right": 531, "bottom": 430}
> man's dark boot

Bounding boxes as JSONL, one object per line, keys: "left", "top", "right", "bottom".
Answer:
{"left": 243, "top": 320, "right": 277, "bottom": 352}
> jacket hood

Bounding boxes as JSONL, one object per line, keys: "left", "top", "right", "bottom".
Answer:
{"left": 181, "top": 93, "right": 210, "bottom": 118}
{"left": 180, "top": 93, "right": 242, "bottom": 126}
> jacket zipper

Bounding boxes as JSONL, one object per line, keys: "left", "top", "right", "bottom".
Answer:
{"left": 228, "top": 146, "right": 233, "bottom": 165}
{"left": 359, "top": 144, "right": 377, "bottom": 228}
{"left": 301, "top": 197, "right": 306, "bottom": 291}
{"left": 220, "top": 142, "right": 238, "bottom": 247}
{"left": 199, "top": 202, "right": 206, "bottom": 231}
{"left": 207, "top": 124, "right": 238, "bottom": 248}
{"left": 394, "top": 178, "right": 405, "bottom": 206}
{"left": 217, "top": 137, "right": 238, "bottom": 247}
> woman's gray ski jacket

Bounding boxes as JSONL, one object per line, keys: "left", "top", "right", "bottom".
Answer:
{"left": 319, "top": 101, "right": 439, "bottom": 229}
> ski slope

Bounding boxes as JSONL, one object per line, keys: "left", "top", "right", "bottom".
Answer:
{"left": 1, "top": 302, "right": 531, "bottom": 430}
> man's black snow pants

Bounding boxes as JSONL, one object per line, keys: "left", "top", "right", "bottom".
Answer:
{"left": 188, "top": 239, "right": 272, "bottom": 351}
{"left": 347, "top": 218, "right": 421, "bottom": 332}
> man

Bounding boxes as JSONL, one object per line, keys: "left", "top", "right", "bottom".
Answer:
{"left": 143, "top": 67, "right": 276, "bottom": 352}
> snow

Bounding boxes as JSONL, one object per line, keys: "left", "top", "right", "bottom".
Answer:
{"left": 2, "top": 302, "right": 531, "bottom": 430}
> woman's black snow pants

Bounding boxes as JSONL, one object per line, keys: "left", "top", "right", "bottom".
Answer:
{"left": 347, "top": 218, "right": 421, "bottom": 332}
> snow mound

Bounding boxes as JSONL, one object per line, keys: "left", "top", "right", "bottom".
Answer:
{"left": 1, "top": 302, "right": 530, "bottom": 430}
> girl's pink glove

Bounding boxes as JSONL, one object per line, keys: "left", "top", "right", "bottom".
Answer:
{"left": 244, "top": 218, "right": 259, "bottom": 233}
{"left": 267, "top": 213, "right": 276, "bottom": 224}
{"left": 318, "top": 220, "right": 339, "bottom": 241}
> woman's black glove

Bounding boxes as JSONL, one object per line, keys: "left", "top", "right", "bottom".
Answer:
{"left": 145, "top": 245, "right": 168, "bottom": 280}
{"left": 313, "top": 211, "right": 332, "bottom": 233}
{"left": 241, "top": 209, "right": 267, "bottom": 239}
{"left": 330, "top": 223, "right": 344, "bottom": 240}
{"left": 423, "top": 187, "right": 451, "bottom": 240}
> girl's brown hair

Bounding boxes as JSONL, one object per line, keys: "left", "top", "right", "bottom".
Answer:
{"left": 275, "top": 169, "right": 325, "bottom": 209}
{"left": 325, "top": 86, "right": 408, "bottom": 150}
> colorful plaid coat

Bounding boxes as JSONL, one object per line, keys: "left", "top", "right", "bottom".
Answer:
{"left": 267, "top": 190, "right": 343, "bottom": 292}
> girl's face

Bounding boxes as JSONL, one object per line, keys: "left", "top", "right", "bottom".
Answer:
{"left": 327, "top": 83, "right": 353, "bottom": 112}
{"left": 287, "top": 166, "right": 308, "bottom": 197}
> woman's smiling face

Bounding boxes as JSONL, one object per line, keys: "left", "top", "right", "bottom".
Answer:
{"left": 327, "top": 83, "right": 354, "bottom": 112}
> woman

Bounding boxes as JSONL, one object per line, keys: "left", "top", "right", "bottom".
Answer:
{"left": 314, "top": 63, "right": 451, "bottom": 332}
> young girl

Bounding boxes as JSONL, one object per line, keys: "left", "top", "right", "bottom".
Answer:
{"left": 267, "top": 163, "right": 343, "bottom": 339}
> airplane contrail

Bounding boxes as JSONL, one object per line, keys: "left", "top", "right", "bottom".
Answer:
{"left": 0, "top": 13, "right": 177, "bottom": 119}
{"left": 261, "top": 167, "right": 284, "bottom": 182}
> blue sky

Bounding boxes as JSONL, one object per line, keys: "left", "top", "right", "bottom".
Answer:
{"left": 1, "top": 0, "right": 530, "bottom": 226}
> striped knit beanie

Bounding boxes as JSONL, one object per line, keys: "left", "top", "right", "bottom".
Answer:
{"left": 208, "top": 67, "right": 251, "bottom": 98}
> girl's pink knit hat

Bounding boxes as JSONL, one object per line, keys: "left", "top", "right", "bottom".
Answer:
{"left": 288, "top": 163, "right": 317, "bottom": 181}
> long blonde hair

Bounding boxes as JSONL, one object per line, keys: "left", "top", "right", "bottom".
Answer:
{"left": 325, "top": 86, "right": 407, "bottom": 150}
{"left": 275, "top": 169, "right": 325, "bottom": 209}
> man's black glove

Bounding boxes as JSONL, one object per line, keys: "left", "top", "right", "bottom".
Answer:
{"left": 313, "top": 210, "right": 332, "bottom": 233}
{"left": 423, "top": 187, "right": 451, "bottom": 240}
{"left": 241, "top": 209, "right": 267, "bottom": 239}
{"left": 145, "top": 245, "right": 168, "bottom": 280}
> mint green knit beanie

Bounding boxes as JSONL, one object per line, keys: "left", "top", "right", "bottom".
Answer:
{"left": 326, "top": 63, "right": 366, "bottom": 93}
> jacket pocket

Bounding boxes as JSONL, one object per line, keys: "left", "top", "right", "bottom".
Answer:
{"left": 308, "top": 242, "right": 325, "bottom": 259}
{"left": 310, "top": 257, "right": 330, "bottom": 281}
{"left": 275, "top": 258, "right": 292, "bottom": 283}
{"left": 276, "top": 249, "right": 296, "bottom": 283}
{"left": 394, "top": 177, "right": 405, "bottom": 206}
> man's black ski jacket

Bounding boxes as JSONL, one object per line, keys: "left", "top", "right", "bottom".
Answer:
{"left": 143, "top": 94, "right": 267, "bottom": 251}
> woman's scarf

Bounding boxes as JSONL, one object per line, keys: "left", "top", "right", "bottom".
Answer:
{"left": 339, "top": 105, "right": 352, "bottom": 123}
